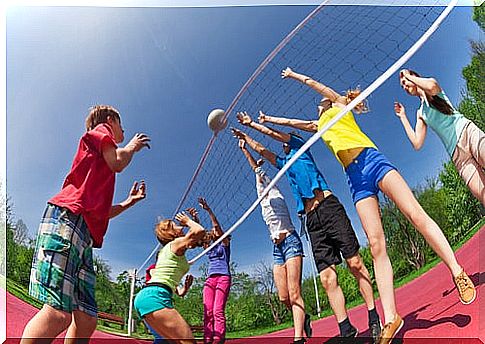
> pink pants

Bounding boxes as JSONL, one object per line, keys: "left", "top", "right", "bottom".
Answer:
{"left": 452, "top": 120, "right": 485, "bottom": 206}
{"left": 203, "top": 275, "right": 231, "bottom": 344}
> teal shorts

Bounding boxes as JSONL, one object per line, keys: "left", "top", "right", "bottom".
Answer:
{"left": 134, "top": 285, "right": 174, "bottom": 317}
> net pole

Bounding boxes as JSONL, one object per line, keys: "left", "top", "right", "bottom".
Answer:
{"left": 127, "top": 268, "right": 137, "bottom": 336}
{"left": 188, "top": 0, "right": 458, "bottom": 265}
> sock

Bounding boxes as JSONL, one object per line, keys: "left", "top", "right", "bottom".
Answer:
{"left": 338, "top": 317, "right": 353, "bottom": 335}
{"left": 368, "top": 307, "right": 380, "bottom": 325}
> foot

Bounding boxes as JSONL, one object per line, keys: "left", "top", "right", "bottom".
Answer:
{"left": 304, "top": 313, "right": 313, "bottom": 338}
{"left": 454, "top": 269, "right": 476, "bottom": 305}
{"left": 341, "top": 324, "right": 358, "bottom": 337}
{"left": 292, "top": 338, "right": 306, "bottom": 344}
{"left": 378, "top": 315, "right": 403, "bottom": 344}
{"left": 369, "top": 321, "right": 381, "bottom": 344}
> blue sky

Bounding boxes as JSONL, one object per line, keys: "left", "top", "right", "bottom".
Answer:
{"left": 6, "top": 4, "right": 481, "bottom": 280}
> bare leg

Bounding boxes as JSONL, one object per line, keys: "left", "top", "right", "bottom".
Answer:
{"left": 64, "top": 310, "right": 97, "bottom": 344}
{"left": 355, "top": 196, "right": 397, "bottom": 324}
{"left": 319, "top": 265, "right": 348, "bottom": 323}
{"left": 145, "top": 308, "right": 196, "bottom": 344}
{"left": 21, "top": 304, "right": 72, "bottom": 344}
{"left": 285, "top": 256, "right": 306, "bottom": 340}
{"left": 379, "top": 170, "right": 462, "bottom": 277}
{"left": 273, "top": 263, "right": 291, "bottom": 309}
{"left": 346, "top": 254, "right": 375, "bottom": 311}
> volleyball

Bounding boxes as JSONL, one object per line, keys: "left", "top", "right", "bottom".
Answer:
{"left": 207, "top": 109, "right": 227, "bottom": 133}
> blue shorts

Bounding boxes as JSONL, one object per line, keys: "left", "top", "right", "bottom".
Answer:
{"left": 273, "top": 231, "right": 304, "bottom": 265}
{"left": 345, "top": 148, "right": 397, "bottom": 204}
{"left": 134, "top": 284, "right": 173, "bottom": 317}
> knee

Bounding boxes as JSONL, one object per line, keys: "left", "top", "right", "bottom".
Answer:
{"left": 347, "top": 255, "right": 364, "bottom": 274}
{"left": 367, "top": 234, "right": 387, "bottom": 259}
{"left": 288, "top": 287, "right": 302, "bottom": 304}
{"left": 320, "top": 270, "right": 338, "bottom": 291}
{"left": 279, "top": 295, "right": 290, "bottom": 307}
{"left": 44, "top": 305, "right": 73, "bottom": 329}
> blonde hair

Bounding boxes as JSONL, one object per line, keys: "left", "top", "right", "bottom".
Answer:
{"left": 155, "top": 219, "right": 179, "bottom": 245}
{"left": 344, "top": 88, "right": 369, "bottom": 114}
{"left": 85, "top": 105, "right": 120, "bottom": 131}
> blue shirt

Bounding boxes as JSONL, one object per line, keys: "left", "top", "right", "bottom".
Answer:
{"left": 419, "top": 90, "right": 469, "bottom": 157}
{"left": 275, "top": 135, "right": 330, "bottom": 214}
{"left": 207, "top": 242, "right": 231, "bottom": 277}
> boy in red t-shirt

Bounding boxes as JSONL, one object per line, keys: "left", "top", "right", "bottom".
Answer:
{"left": 21, "top": 105, "right": 150, "bottom": 343}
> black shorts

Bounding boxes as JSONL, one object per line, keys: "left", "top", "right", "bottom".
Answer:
{"left": 305, "top": 194, "right": 360, "bottom": 272}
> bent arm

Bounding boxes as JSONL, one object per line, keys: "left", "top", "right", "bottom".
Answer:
{"left": 102, "top": 144, "right": 136, "bottom": 173}
{"left": 248, "top": 121, "right": 292, "bottom": 143}
{"left": 399, "top": 113, "right": 427, "bottom": 150}
{"left": 403, "top": 72, "right": 441, "bottom": 96}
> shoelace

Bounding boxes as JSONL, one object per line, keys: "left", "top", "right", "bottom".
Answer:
{"left": 455, "top": 274, "right": 470, "bottom": 293}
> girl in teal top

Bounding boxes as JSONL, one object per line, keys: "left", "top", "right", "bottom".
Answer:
{"left": 396, "top": 69, "right": 484, "bottom": 206}
{"left": 134, "top": 212, "right": 209, "bottom": 344}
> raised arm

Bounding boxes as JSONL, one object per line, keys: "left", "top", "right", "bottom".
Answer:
{"left": 394, "top": 102, "right": 427, "bottom": 150}
{"left": 237, "top": 111, "right": 291, "bottom": 143}
{"left": 172, "top": 212, "right": 206, "bottom": 255}
{"left": 102, "top": 133, "right": 151, "bottom": 173}
{"left": 238, "top": 139, "right": 259, "bottom": 170}
{"left": 281, "top": 67, "right": 341, "bottom": 102}
{"left": 231, "top": 128, "right": 277, "bottom": 166}
{"left": 198, "top": 197, "right": 222, "bottom": 235}
{"left": 258, "top": 111, "right": 318, "bottom": 133}
{"left": 400, "top": 69, "right": 441, "bottom": 96}
{"left": 109, "top": 180, "right": 146, "bottom": 218}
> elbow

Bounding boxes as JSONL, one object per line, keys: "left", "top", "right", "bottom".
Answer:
{"left": 412, "top": 142, "right": 423, "bottom": 151}
{"left": 428, "top": 79, "right": 441, "bottom": 95}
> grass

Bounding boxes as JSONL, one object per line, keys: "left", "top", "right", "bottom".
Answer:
{"left": 6, "top": 217, "right": 484, "bottom": 340}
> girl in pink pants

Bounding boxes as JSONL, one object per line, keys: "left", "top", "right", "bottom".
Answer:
{"left": 194, "top": 198, "right": 231, "bottom": 344}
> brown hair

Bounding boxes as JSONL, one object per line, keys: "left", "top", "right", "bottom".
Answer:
{"left": 155, "top": 219, "right": 180, "bottom": 245}
{"left": 345, "top": 88, "right": 369, "bottom": 114}
{"left": 406, "top": 70, "right": 453, "bottom": 115}
{"left": 85, "top": 105, "right": 121, "bottom": 131}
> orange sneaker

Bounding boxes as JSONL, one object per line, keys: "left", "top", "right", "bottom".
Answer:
{"left": 454, "top": 270, "right": 476, "bottom": 305}
{"left": 378, "top": 315, "right": 404, "bottom": 344}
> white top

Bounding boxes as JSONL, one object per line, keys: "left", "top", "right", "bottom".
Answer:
{"left": 255, "top": 166, "right": 295, "bottom": 240}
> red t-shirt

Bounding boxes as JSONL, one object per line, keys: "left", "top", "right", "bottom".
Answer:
{"left": 145, "top": 263, "right": 156, "bottom": 284}
{"left": 49, "top": 123, "right": 117, "bottom": 248}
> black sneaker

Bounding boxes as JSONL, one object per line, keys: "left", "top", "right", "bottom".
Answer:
{"left": 304, "top": 313, "right": 313, "bottom": 338}
{"left": 292, "top": 338, "right": 306, "bottom": 344}
{"left": 342, "top": 325, "right": 358, "bottom": 338}
{"left": 370, "top": 321, "right": 381, "bottom": 344}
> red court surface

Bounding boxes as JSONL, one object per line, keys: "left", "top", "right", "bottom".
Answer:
{"left": 5, "top": 225, "right": 484, "bottom": 343}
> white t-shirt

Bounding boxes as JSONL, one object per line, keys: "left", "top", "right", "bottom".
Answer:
{"left": 255, "top": 166, "right": 295, "bottom": 240}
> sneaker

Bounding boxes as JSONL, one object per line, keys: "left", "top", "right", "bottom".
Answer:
{"left": 342, "top": 324, "right": 358, "bottom": 338}
{"left": 370, "top": 321, "right": 381, "bottom": 344}
{"left": 378, "top": 315, "right": 403, "bottom": 344}
{"left": 292, "top": 338, "right": 306, "bottom": 344}
{"left": 304, "top": 313, "right": 313, "bottom": 338}
{"left": 454, "top": 270, "right": 476, "bottom": 305}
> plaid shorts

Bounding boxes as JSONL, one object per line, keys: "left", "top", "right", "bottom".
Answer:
{"left": 29, "top": 203, "right": 97, "bottom": 317}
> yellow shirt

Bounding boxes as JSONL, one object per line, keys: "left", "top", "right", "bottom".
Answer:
{"left": 317, "top": 106, "right": 376, "bottom": 166}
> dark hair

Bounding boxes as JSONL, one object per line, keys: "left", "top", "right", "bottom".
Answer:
{"left": 407, "top": 70, "right": 454, "bottom": 115}
{"left": 85, "top": 105, "right": 121, "bottom": 131}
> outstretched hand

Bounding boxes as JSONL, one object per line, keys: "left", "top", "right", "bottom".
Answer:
{"left": 231, "top": 127, "right": 246, "bottom": 140}
{"left": 238, "top": 139, "right": 246, "bottom": 150}
{"left": 236, "top": 112, "right": 252, "bottom": 126}
{"left": 394, "top": 102, "right": 406, "bottom": 119}
{"left": 127, "top": 133, "right": 151, "bottom": 151}
{"left": 186, "top": 207, "right": 200, "bottom": 223}
{"left": 198, "top": 197, "right": 210, "bottom": 210}
{"left": 175, "top": 212, "right": 190, "bottom": 226}
{"left": 258, "top": 111, "right": 268, "bottom": 124}
{"left": 184, "top": 274, "right": 194, "bottom": 289}
{"left": 281, "top": 67, "right": 293, "bottom": 79}
{"left": 125, "top": 181, "right": 146, "bottom": 206}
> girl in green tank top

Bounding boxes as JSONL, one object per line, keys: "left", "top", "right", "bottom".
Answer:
{"left": 134, "top": 211, "right": 209, "bottom": 344}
